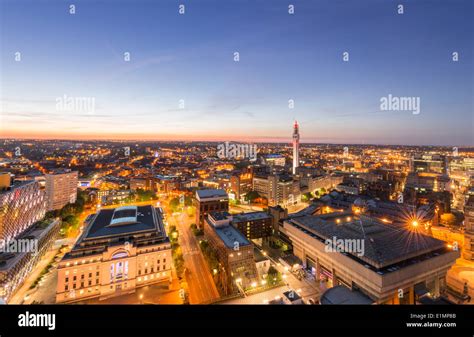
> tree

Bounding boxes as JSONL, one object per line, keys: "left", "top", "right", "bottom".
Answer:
{"left": 301, "top": 192, "right": 314, "bottom": 203}
{"left": 245, "top": 191, "right": 260, "bottom": 203}
{"left": 266, "top": 266, "right": 281, "bottom": 286}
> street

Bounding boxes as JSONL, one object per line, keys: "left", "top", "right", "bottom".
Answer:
{"left": 168, "top": 212, "right": 221, "bottom": 304}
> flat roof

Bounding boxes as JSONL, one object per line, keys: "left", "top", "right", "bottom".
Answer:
{"left": 196, "top": 189, "right": 228, "bottom": 200}
{"left": 83, "top": 205, "right": 160, "bottom": 239}
{"left": 233, "top": 211, "right": 271, "bottom": 222}
{"left": 209, "top": 211, "right": 231, "bottom": 221}
{"left": 211, "top": 222, "right": 250, "bottom": 249}
{"left": 287, "top": 212, "right": 447, "bottom": 269}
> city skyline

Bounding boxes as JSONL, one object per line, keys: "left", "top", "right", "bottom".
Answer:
{"left": 1, "top": 0, "right": 473, "bottom": 146}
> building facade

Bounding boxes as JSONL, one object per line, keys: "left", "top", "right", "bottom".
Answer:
{"left": 232, "top": 212, "right": 273, "bottom": 240}
{"left": 280, "top": 211, "right": 459, "bottom": 304}
{"left": 194, "top": 189, "right": 229, "bottom": 229}
{"left": 0, "top": 179, "right": 46, "bottom": 246}
{"left": 56, "top": 205, "right": 172, "bottom": 303}
{"left": 45, "top": 170, "right": 78, "bottom": 211}
{"left": 204, "top": 212, "right": 258, "bottom": 295}
{"left": 253, "top": 174, "right": 300, "bottom": 207}
{"left": 463, "top": 196, "right": 474, "bottom": 260}
{"left": 0, "top": 219, "right": 60, "bottom": 302}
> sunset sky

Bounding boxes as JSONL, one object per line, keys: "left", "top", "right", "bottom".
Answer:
{"left": 0, "top": 0, "right": 473, "bottom": 145}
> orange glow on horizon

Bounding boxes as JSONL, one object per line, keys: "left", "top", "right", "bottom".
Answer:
{"left": 0, "top": 129, "right": 287, "bottom": 143}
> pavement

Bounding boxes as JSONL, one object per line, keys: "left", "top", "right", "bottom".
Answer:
{"left": 10, "top": 248, "right": 63, "bottom": 304}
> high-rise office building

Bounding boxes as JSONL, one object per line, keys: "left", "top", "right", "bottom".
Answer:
{"left": 292, "top": 120, "right": 300, "bottom": 175}
{"left": 45, "top": 170, "right": 78, "bottom": 211}
{"left": 0, "top": 178, "right": 46, "bottom": 246}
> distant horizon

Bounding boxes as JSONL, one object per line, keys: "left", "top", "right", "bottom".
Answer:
{"left": 1, "top": 0, "right": 473, "bottom": 146}
{"left": 1, "top": 134, "right": 473, "bottom": 149}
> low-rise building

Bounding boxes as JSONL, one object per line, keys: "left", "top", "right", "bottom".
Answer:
{"left": 56, "top": 205, "right": 172, "bottom": 303}
{"left": 281, "top": 211, "right": 459, "bottom": 304}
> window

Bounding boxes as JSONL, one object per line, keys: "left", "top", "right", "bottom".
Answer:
{"left": 65, "top": 285, "right": 69, "bottom": 291}
{"left": 89, "top": 273, "right": 92, "bottom": 278}
{"left": 65, "top": 277, "right": 69, "bottom": 283}
{"left": 73, "top": 276, "right": 77, "bottom": 281}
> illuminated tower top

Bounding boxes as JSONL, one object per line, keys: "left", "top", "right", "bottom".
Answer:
{"left": 292, "top": 120, "right": 300, "bottom": 175}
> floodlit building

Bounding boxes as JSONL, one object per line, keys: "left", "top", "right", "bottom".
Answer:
{"left": 280, "top": 211, "right": 459, "bottom": 304}
{"left": 253, "top": 174, "right": 300, "bottom": 207}
{"left": 45, "top": 170, "right": 78, "bottom": 211}
{"left": 0, "top": 179, "right": 46, "bottom": 245}
{"left": 0, "top": 219, "right": 60, "bottom": 302}
{"left": 56, "top": 205, "right": 171, "bottom": 303}
{"left": 232, "top": 211, "right": 273, "bottom": 240}
{"left": 204, "top": 212, "right": 258, "bottom": 295}
{"left": 463, "top": 195, "right": 474, "bottom": 260}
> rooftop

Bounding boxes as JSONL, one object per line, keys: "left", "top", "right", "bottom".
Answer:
{"left": 233, "top": 211, "right": 271, "bottom": 222}
{"left": 320, "top": 286, "right": 374, "bottom": 305}
{"left": 207, "top": 218, "right": 250, "bottom": 249}
{"left": 83, "top": 205, "right": 161, "bottom": 240}
{"left": 287, "top": 212, "right": 448, "bottom": 270}
{"left": 196, "top": 189, "right": 228, "bottom": 200}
